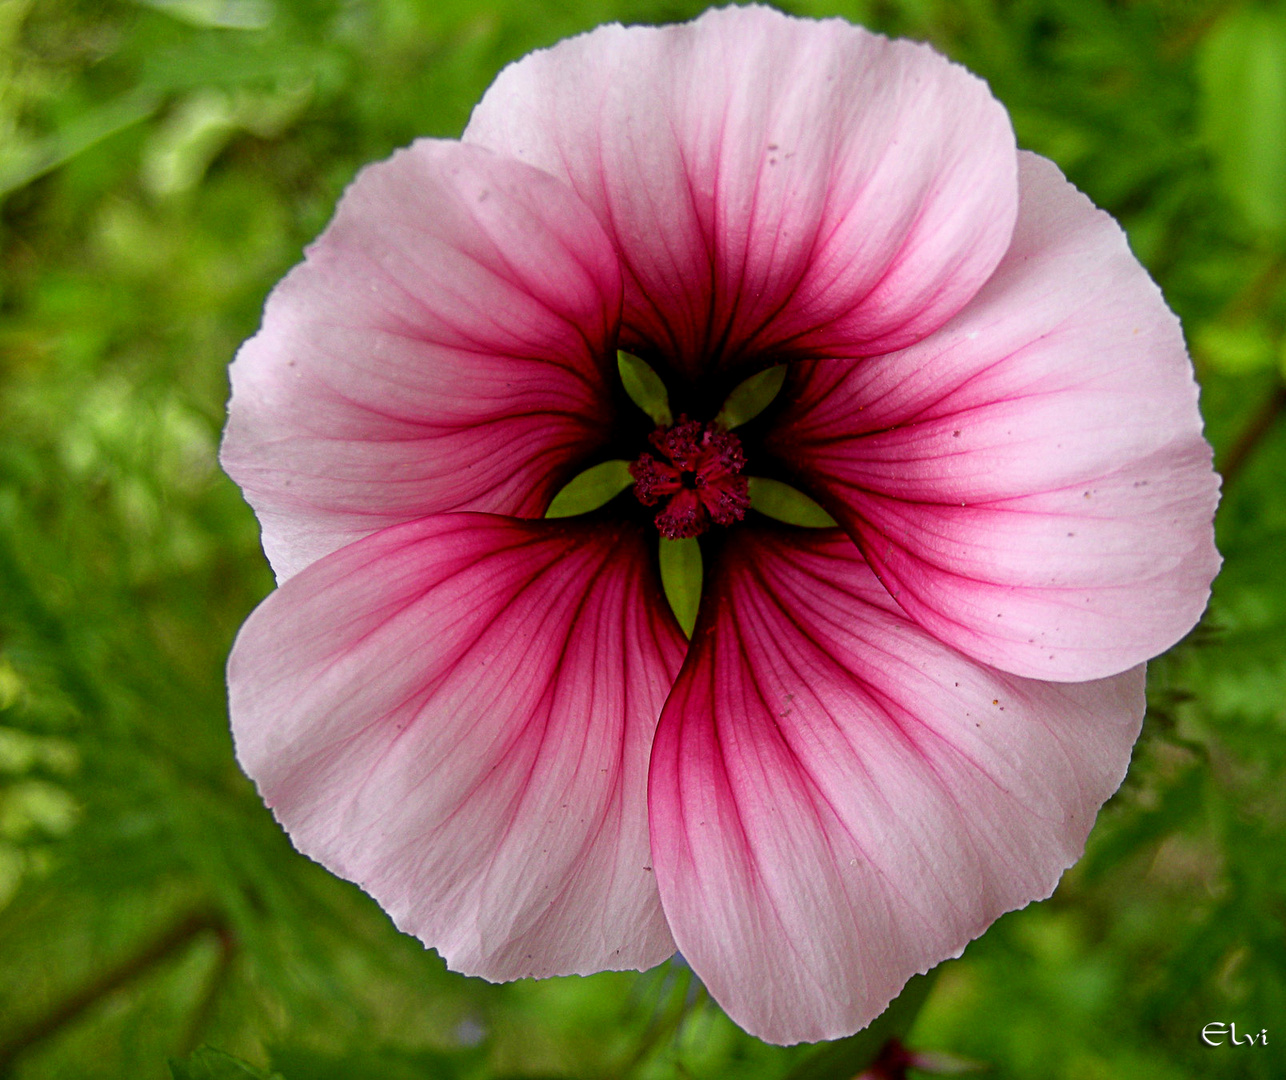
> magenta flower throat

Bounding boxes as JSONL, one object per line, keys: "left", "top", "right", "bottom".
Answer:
{"left": 221, "top": 7, "right": 1220, "bottom": 1046}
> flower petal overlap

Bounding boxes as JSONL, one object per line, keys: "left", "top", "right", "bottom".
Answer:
{"left": 769, "top": 153, "right": 1221, "bottom": 681}
{"left": 230, "top": 513, "right": 684, "bottom": 977}
{"left": 464, "top": 9, "right": 1017, "bottom": 377}
{"left": 648, "top": 527, "right": 1144, "bottom": 1043}
{"left": 222, "top": 140, "right": 622, "bottom": 582}
{"left": 223, "top": 4, "right": 1220, "bottom": 1046}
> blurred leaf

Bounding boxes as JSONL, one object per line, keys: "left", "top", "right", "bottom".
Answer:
{"left": 1194, "top": 319, "right": 1279, "bottom": 374}
{"left": 135, "top": 0, "right": 276, "bottom": 31}
{"left": 784, "top": 973, "right": 937, "bottom": 1080}
{"left": 0, "top": 88, "right": 160, "bottom": 203}
{"left": 170, "top": 1046, "right": 284, "bottom": 1080}
{"left": 270, "top": 1043, "right": 481, "bottom": 1080}
{"left": 1198, "top": 2, "right": 1286, "bottom": 237}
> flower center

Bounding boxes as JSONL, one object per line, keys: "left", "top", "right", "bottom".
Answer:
{"left": 629, "top": 417, "right": 750, "bottom": 539}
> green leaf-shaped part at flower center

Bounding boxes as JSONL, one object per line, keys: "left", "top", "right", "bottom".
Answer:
{"left": 617, "top": 350, "right": 672, "bottom": 426}
{"left": 545, "top": 459, "right": 634, "bottom": 518}
{"left": 659, "top": 535, "right": 702, "bottom": 637}
{"left": 747, "top": 476, "right": 837, "bottom": 527}
{"left": 715, "top": 364, "right": 786, "bottom": 430}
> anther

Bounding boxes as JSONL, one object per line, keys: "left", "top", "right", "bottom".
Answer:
{"left": 630, "top": 418, "right": 750, "bottom": 538}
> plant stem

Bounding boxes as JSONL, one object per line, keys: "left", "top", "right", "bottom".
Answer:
{"left": 782, "top": 969, "right": 940, "bottom": 1080}
{"left": 0, "top": 909, "right": 224, "bottom": 1072}
{"left": 178, "top": 922, "right": 238, "bottom": 1057}
{"left": 1219, "top": 383, "right": 1286, "bottom": 488}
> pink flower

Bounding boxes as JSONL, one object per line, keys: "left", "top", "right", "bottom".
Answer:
{"left": 221, "top": 6, "right": 1220, "bottom": 1046}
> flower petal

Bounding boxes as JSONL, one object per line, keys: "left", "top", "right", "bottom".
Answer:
{"left": 228, "top": 514, "right": 685, "bottom": 978}
{"left": 222, "top": 140, "right": 622, "bottom": 581}
{"left": 770, "top": 153, "right": 1220, "bottom": 681}
{"left": 648, "top": 527, "right": 1143, "bottom": 1045}
{"left": 465, "top": 6, "right": 1016, "bottom": 380}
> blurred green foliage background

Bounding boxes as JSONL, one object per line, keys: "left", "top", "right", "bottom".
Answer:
{"left": 1, "top": 0, "right": 1284, "bottom": 1076}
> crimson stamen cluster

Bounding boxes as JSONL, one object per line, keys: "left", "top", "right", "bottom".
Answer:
{"left": 630, "top": 417, "right": 750, "bottom": 538}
